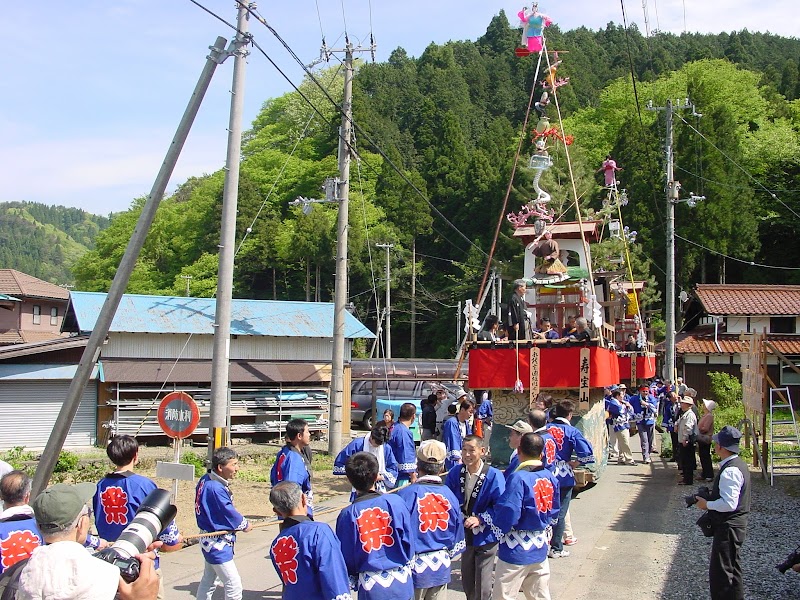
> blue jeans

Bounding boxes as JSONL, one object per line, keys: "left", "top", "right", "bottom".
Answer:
{"left": 550, "top": 485, "right": 573, "bottom": 552}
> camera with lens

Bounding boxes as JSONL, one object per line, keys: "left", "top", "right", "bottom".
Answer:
{"left": 94, "top": 488, "right": 177, "bottom": 582}
{"left": 776, "top": 547, "right": 800, "bottom": 574}
{"left": 684, "top": 485, "right": 712, "bottom": 508}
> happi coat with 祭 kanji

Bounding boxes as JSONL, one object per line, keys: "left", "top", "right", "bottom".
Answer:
{"left": 395, "top": 477, "right": 465, "bottom": 589}
{"left": 546, "top": 417, "right": 595, "bottom": 488}
{"left": 333, "top": 435, "right": 399, "bottom": 496}
{"left": 387, "top": 422, "right": 417, "bottom": 478}
{"left": 194, "top": 472, "right": 249, "bottom": 564}
{"left": 0, "top": 506, "right": 42, "bottom": 575}
{"left": 335, "top": 491, "right": 415, "bottom": 600}
{"left": 492, "top": 461, "right": 560, "bottom": 565}
{"left": 269, "top": 516, "right": 353, "bottom": 600}
{"left": 445, "top": 462, "right": 505, "bottom": 548}
{"left": 270, "top": 445, "right": 314, "bottom": 516}
{"left": 93, "top": 471, "right": 181, "bottom": 568}
{"left": 442, "top": 417, "right": 472, "bottom": 472}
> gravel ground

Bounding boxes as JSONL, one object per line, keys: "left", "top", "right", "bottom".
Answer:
{"left": 661, "top": 467, "right": 800, "bottom": 599}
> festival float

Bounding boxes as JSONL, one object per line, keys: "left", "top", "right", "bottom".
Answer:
{"left": 465, "top": 3, "right": 656, "bottom": 482}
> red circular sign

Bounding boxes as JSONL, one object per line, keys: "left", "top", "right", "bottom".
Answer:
{"left": 157, "top": 392, "right": 200, "bottom": 439}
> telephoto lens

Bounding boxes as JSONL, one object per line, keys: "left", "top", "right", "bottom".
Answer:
{"left": 95, "top": 488, "right": 178, "bottom": 582}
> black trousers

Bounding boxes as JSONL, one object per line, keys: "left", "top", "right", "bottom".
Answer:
{"left": 680, "top": 442, "right": 696, "bottom": 484}
{"left": 698, "top": 441, "right": 714, "bottom": 479}
{"left": 670, "top": 431, "right": 680, "bottom": 463}
{"left": 709, "top": 520, "right": 747, "bottom": 600}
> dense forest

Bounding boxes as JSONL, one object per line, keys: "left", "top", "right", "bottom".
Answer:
{"left": 70, "top": 14, "right": 800, "bottom": 356}
{"left": 0, "top": 202, "right": 109, "bottom": 284}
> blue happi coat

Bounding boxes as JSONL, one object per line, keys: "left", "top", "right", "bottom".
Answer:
{"left": 0, "top": 510, "right": 42, "bottom": 574}
{"left": 387, "top": 422, "right": 417, "bottom": 478}
{"left": 194, "top": 472, "right": 249, "bottom": 564}
{"left": 269, "top": 516, "right": 353, "bottom": 600}
{"left": 334, "top": 436, "right": 399, "bottom": 496}
{"left": 629, "top": 392, "right": 658, "bottom": 425}
{"left": 492, "top": 461, "right": 560, "bottom": 565}
{"left": 93, "top": 471, "right": 181, "bottom": 568}
{"left": 442, "top": 417, "right": 472, "bottom": 471}
{"left": 335, "top": 491, "right": 415, "bottom": 600}
{"left": 607, "top": 397, "right": 631, "bottom": 432}
{"left": 396, "top": 477, "right": 465, "bottom": 589}
{"left": 270, "top": 445, "right": 314, "bottom": 516}
{"left": 545, "top": 418, "right": 595, "bottom": 488}
{"left": 445, "top": 462, "right": 505, "bottom": 547}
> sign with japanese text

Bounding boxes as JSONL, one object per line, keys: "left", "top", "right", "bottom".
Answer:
{"left": 529, "top": 346, "right": 540, "bottom": 409}
{"left": 579, "top": 347, "right": 591, "bottom": 406}
{"left": 157, "top": 391, "right": 200, "bottom": 439}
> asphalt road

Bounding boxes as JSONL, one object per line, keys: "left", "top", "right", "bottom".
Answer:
{"left": 161, "top": 443, "right": 681, "bottom": 599}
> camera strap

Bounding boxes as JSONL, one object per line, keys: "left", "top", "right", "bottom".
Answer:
{"left": 0, "top": 557, "right": 29, "bottom": 600}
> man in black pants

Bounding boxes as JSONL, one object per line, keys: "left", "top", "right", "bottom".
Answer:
{"left": 693, "top": 426, "right": 750, "bottom": 600}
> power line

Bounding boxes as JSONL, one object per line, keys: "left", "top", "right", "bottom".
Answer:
{"left": 674, "top": 234, "right": 800, "bottom": 271}
{"left": 676, "top": 113, "right": 800, "bottom": 220}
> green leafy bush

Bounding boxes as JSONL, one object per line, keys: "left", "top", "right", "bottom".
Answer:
{"left": 707, "top": 372, "right": 743, "bottom": 409}
{"left": 54, "top": 451, "right": 80, "bottom": 473}
{"left": 181, "top": 452, "right": 207, "bottom": 477}
{"left": 0, "top": 446, "right": 36, "bottom": 469}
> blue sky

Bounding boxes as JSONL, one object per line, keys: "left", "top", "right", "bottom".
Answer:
{"left": 1, "top": 1, "right": 796, "bottom": 216}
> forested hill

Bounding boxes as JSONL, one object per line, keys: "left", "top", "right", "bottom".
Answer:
{"left": 72, "top": 14, "right": 800, "bottom": 356}
{"left": 0, "top": 202, "right": 109, "bottom": 285}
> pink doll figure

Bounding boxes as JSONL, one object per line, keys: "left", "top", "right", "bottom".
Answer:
{"left": 597, "top": 154, "right": 622, "bottom": 187}
{"left": 518, "top": 3, "right": 552, "bottom": 53}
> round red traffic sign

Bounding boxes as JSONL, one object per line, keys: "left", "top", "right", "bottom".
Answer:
{"left": 157, "top": 391, "right": 200, "bottom": 439}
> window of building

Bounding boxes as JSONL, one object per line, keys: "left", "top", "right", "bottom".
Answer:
{"left": 50, "top": 306, "right": 58, "bottom": 325}
{"left": 780, "top": 356, "right": 800, "bottom": 385}
{"left": 32, "top": 305, "right": 41, "bottom": 324}
{"left": 770, "top": 317, "right": 796, "bottom": 334}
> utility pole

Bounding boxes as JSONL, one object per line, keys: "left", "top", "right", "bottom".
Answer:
{"left": 31, "top": 36, "right": 229, "bottom": 496}
{"left": 328, "top": 41, "right": 355, "bottom": 456}
{"left": 410, "top": 240, "right": 416, "bottom": 358}
{"left": 647, "top": 98, "right": 703, "bottom": 384}
{"left": 208, "top": 2, "right": 251, "bottom": 464}
{"left": 181, "top": 275, "right": 193, "bottom": 297}
{"left": 376, "top": 243, "right": 394, "bottom": 359}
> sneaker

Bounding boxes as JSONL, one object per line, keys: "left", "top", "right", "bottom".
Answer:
{"left": 643, "top": 458, "right": 652, "bottom": 464}
{"left": 626, "top": 459, "right": 637, "bottom": 466}
{"left": 549, "top": 549, "right": 570, "bottom": 558}
{"left": 563, "top": 537, "right": 578, "bottom": 546}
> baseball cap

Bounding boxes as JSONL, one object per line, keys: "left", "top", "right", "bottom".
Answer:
{"left": 32, "top": 482, "right": 96, "bottom": 532}
{"left": 417, "top": 440, "right": 447, "bottom": 464}
{"left": 507, "top": 419, "right": 533, "bottom": 434}
{"left": 713, "top": 425, "right": 742, "bottom": 452}
{"left": 618, "top": 383, "right": 627, "bottom": 389}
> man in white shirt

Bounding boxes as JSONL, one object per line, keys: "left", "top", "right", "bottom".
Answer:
{"left": 16, "top": 482, "right": 160, "bottom": 600}
{"left": 693, "top": 426, "right": 750, "bottom": 600}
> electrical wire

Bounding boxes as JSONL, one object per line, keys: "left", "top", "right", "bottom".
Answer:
{"left": 675, "top": 113, "right": 800, "bottom": 221}
{"left": 313, "top": 0, "right": 325, "bottom": 42}
{"left": 674, "top": 234, "right": 800, "bottom": 271}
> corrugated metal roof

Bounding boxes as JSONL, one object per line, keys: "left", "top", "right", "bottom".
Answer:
{"left": 100, "top": 359, "right": 331, "bottom": 384}
{"left": 695, "top": 284, "right": 800, "bottom": 316}
{"left": 0, "top": 363, "right": 99, "bottom": 380}
{"left": 0, "top": 335, "right": 90, "bottom": 359}
{"left": 0, "top": 269, "right": 70, "bottom": 300}
{"left": 675, "top": 333, "right": 800, "bottom": 355}
{"left": 66, "top": 292, "right": 375, "bottom": 339}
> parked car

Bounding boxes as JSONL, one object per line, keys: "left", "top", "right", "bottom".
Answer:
{"left": 350, "top": 380, "right": 467, "bottom": 430}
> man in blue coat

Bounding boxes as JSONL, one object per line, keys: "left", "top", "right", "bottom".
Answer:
{"left": 492, "top": 433, "right": 560, "bottom": 600}
{"left": 445, "top": 435, "right": 505, "bottom": 600}
{"left": 397, "top": 440, "right": 465, "bottom": 599}
{"left": 270, "top": 418, "right": 314, "bottom": 516}
{"left": 195, "top": 447, "right": 252, "bottom": 600}
{"left": 269, "top": 481, "right": 352, "bottom": 600}
{"left": 443, "top": 400, "right": 474, "bottom": 471}
{"left": 0, "top": 471, "right": 42, "bottom": 575}
{"left": 334, "top": 424, "right": 399, "bottom": 498}
{"left": 545, "top": 399, "right": 595, "bottom": 559}
{"left": 388, "top": 403, "right": 418, "bottom": 487}
{"left": 335, "top": 452, "right": 415, "bottom": 600}
{"left": 629, "top": 385, "right": 658, "bottom": 464}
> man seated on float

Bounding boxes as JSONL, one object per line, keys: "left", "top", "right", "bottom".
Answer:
{"left": 561, "top": 315, "right": 577, "bottom": 338}
{"left": 533, "top": 317, "right": 560, "bottom": 341}
{"left": 566, "top": 317, "right": 592, "bottom": 342}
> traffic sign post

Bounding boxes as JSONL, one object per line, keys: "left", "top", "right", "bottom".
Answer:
{"left": 157, "top": 391, "right": 200, "bottom": 501}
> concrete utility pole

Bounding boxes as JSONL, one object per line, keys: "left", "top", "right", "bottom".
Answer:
{"left": 208, "top": 2, "right": 251, "bottom": 464}
{"left": 328, "top": 41, "right": 355, "bottom": 456}
{"left": 376, "top": 243, "right": 394, "bottom": 359}
{"left": 31, "top": 36, "right": 230, "bottom": 496}
{"left": 647, "top": 98, "right": 703, "bottom": 385}
{"left": 181, "top": 275, "right": 193, "bottom": 297}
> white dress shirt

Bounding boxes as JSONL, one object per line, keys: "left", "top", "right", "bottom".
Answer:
{"left": 706, "top": 455, "right": 745, "bottom": 512}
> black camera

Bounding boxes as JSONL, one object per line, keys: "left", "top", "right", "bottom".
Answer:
{"left": 684, "top": 485, "right": 711, "bottom": 508}
{"left": 95, "top": 488, "right": 177, "bottom": 582}
{"left": 776, "top": 547, "right": 800, "bottom": 574}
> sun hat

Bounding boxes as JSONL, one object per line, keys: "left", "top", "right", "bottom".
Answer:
{"left": 507, "top": 419, "right": 534, "bottom": 434}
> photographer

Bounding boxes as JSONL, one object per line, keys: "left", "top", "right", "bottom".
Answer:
{"left": 692, "top": 426, "right": 750, "bottom": 600}
{"left": 15, "top": 483, "right": 159, "bottom": 600}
